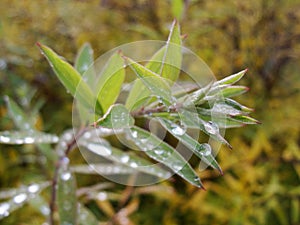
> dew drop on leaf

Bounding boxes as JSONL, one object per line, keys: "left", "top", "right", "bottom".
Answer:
{"left": 204, "top": 121, "right": 219, "bottom": 135}
{"left": 200, "top": 144, "right": 212, "bottom": 156}
{"left": 13, "top": 193, "right": 27, "bottom": 204}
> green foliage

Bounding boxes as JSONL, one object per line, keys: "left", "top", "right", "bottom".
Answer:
{"left": 0, "top": 1, "right": 299, "bottom": 225}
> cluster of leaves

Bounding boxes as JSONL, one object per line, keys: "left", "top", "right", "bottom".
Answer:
{"left": 0, "top": 20, "right": 258, "bottom": 224}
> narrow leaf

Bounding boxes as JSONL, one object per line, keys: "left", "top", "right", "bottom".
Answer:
{"left": 4, "top": 96, "right": 33, "bottom": 130}
{"left": 125, "top": 126, "right": 204, "bottom": 188}
{"left": 224, "top": 98, "right": 254, "bottom": 112}
{"left": 0, "top": 130, "right": 59, "bottom": 145}
{"left": 229, "top": 115, "right": 261, "bottom": 124}
{"left": 71, "top": 164, "right": 135, "bottom": 175}
{"left": 215, "top": 69, "right": 248, "bottom": 85}
{"left": 159, "top": 118, "right": 223, "bottom": 174}
{"left": 57, "top": 157, "right": 77, "bottom": 225}
{"left": 171, "top": 0, "right": 184, "bottom": 20}
{"left": 78, "top": 136, "right": 170, "bottom": 179}
{"left": 37, "top": 43, "right": 103, "bottom": 115}
{"left": 219, "top": 85, "right": 249, "bottom": 98}
{"left": 78, "top": 204, "right": 99, "bottom": 225}
{"left": 123, "top": 56, "right": 174, "bottom": 106}
{"left": 96, "top": 52, "right": 125, "bottom": 113}
{"left": 160, "top": 19, "right": 182, "bottom": 82}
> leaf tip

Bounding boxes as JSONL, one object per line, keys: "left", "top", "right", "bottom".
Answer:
{"left": 181, "top": 34, "right": 188, "bottom": 40}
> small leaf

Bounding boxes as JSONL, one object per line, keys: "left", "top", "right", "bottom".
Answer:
{"left": 159, "top": 118, "right": 223, "bottom": 174}
{"left": 219, "top": 85, "right": 249, "bottom": 98}
{"left": 0, "top": 130, "right": 59, "bottom": 145}
{"left": 215, "top": 69, "right": 248, "bottom": 85}
{"left": 96, "top": 52, "right": 125, "bottom": 113}
{"left": 125, "top": 126, "right": 204, "bottom": 188}
{"left": 71, "top": 164, "right": 135, "bottom": 175}
{"left": 95, "top": 104, "right": 134, "bottom": 129}
{"left": 78, "top": 136, "right": 170, "bottom": 179}
{"left": 123, "top": 56, "right": 174, "bottom": 106}
{"left": 75, "top": 43, "right": 94, "bottom": 76}
{"left": 229, "top": 115, "right": 261, "bottom": 124}
{"left": 57, "top": 157, "right": 77, "bottom": 225}
{"left": 4, "top": 96, "right": 33, "bottom": 130}
{"left": 37, "top": 43, "right": 103, "bottom": 115}
{"left": 160, "top": 20, "right": 182, "bottom": 82}
{"left": 224, "top": 98, "right": 254, "bottom": 112}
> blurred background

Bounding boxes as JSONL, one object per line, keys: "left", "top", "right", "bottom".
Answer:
{"left": 0, "top": 0, "right": 299, "bottom": 224}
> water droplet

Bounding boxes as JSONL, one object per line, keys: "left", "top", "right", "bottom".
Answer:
{"left": 120, "top": 155, "right": 129, "bottom": 163}
{"left": 0, "top": 135, "right": 10, "bottom": 143}
{"left": 131, "top": 130, "right": 138, "bottom": 138}
{"left": 23, "top": 123, "right": 31, "bottom": 129}
{"left": 130, "top": 162, "right": 138, "bottom": 168}
{"left": 171, "top": 124, "right": 186, "bottom": 136}
{"left": 40, "top": 205, "right": 50, "bottom": 216}
{"left": 154, "top": 149, "right": 164, "bottom": 155}
{"left": 24, "top": 137, "right": 34, "bottom": 144}
{"left": 83, "top": 132, "right": 91, "bottom": 138}
{"left": 28, "top": 184, "right": 39, "bottom": 193}
{"left": 0, "top": 203, "right": 10, "bottom": 218}
{"left": 97, "top": 192, "right": 107, "bottom": 201}
{"left": 173, "top": 163, "right": 183, "bottom": 172}
{"left": 63, "top": 132, "right": 73, "bottom": 141}
{"left": 15, "top": 138, "right": 24, "bottom": 145}
{"left": 61, "top": 172, "right": 71, "bottom": 181}
{"left": 13, "top": 193, "right": 27, "bottom": 204}
{"left": 87, "top": 143, "right": 112, "bottom": 156}
{"left": 200, "top": 144, "right": 212, "bottom": 156}
{"left": 204, "top": 121, "right": 219, "bottom": 135}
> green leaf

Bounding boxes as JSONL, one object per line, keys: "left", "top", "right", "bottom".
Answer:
{"left": 158, "top": 118, "right": 223, "bottom": 174}
{"left": 215, "top": 69, "right": 248, "bottom": 85}
{"left": 95, "top": 104, "right": 134, "bottom": 129}
{"left": 123, "top": 56, "right": 174, "bottom": 106}
{"left": 224, "top": 98, "right": 254, "bottom": 112}
{"left": 78, "top": 204, "right": 99, "bottom": 225}
{"left": 0, "top": 130, "right": 59, "bottom": 145}
{"left": 229, "top": 115, "right": 261, "bottom": 124}
{"left": 75, "top": 43, "right": 94, "bottom": 76}
{"left": 125, "top": 20, "right": 182, "bottom": 110}
{"left": 96, "top": 52, "right": 125, "bottom": 113}
{"left": 4, "top": 96, "right": 33, "bottom": 130}
{"left": 179, "top": 109, "right": 232, "bottom": 148}
{"left": 78, "top": 135, "right": 170, "bottom": 179}
{"left": 125, "top": 126, "right": 204, "bottom": 188}
{"left": 160, "top": 20, "right": 182, "bottom": 82}
{"left": 37, "top": 43, "right": 103, "bottom": 116}
{"left": 57, "top": 157, "right": 77, "bottom": 225}
{"left": 219, "top": 85, "right": 249, "bottom": 98}
{"left": 71, "top": 163, "right": 135, "bottom": 175}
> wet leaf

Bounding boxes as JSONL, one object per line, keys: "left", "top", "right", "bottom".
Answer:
{"left": 57, "top": 157, "right": 77, "bottom": 225}
{"left": 158, "top": 118, "right": 223, "bottom": 174}
{"left": 78, "top": 137, "right": 170, "bottom": 179}
{"left": 75, "top": 43, "right": 94, "bottom": 76}
{"left": 160, "top": 20, "right": 182, "bottom": 83}
{"left": 0, "top": 130, "right": 59, "bottom": 145}
{"left": 125, "top": 126, "right": 203, "bottom": 188}
{"left": 96, "top": 52, "right": 125, "bottom": 113}
{"left": 95, "top": 104, "right": 134, "bottom": 129}
{"left": 229, "top": 115, "right": 261, "bottom": 124}
{"left": 0, "top": 182, "right": 49, "bottom": 220}
{"left": 71, "top": 163, "right": 135, "bottom": 175}
{"left": 123, "top": 56, "right": 174, "bottom": 106}
{"left": 4, "top": 96, "right": 33, "bottom": 130}
{"left": 224, "top": 98, "right": 254, "bottom": 112}
{"left": 37, "top": 43, "right": 103, "bottom": 115}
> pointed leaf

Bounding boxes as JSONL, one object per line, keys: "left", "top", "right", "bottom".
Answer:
{"left": 71, "top": 164, "right": 135, "bottom": 175}
{"left": 224, "top": 98, "right": 254, "bottom": 112}
{"left": 125, "top": 126, "right": 203, "bottom": 188}
{"left": 160, "top": 20, "right": 182, "bottom": 82}
{"left": 215, "top": 69, "right": 248, "bottom": 85}
{"left": 96, "top": 52, "right": 125, "bottom": 113}
{"left": 37, "top": 43, "right": 103, "bottom": 115}
{"left": 123, "top": 56, "right": 174, "bottom": 106}
{"left": 159, "top": 118, "right": 223, "bottom": 174}
{"left": 229, "top": 115, "right": 261, "bottom": 124}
